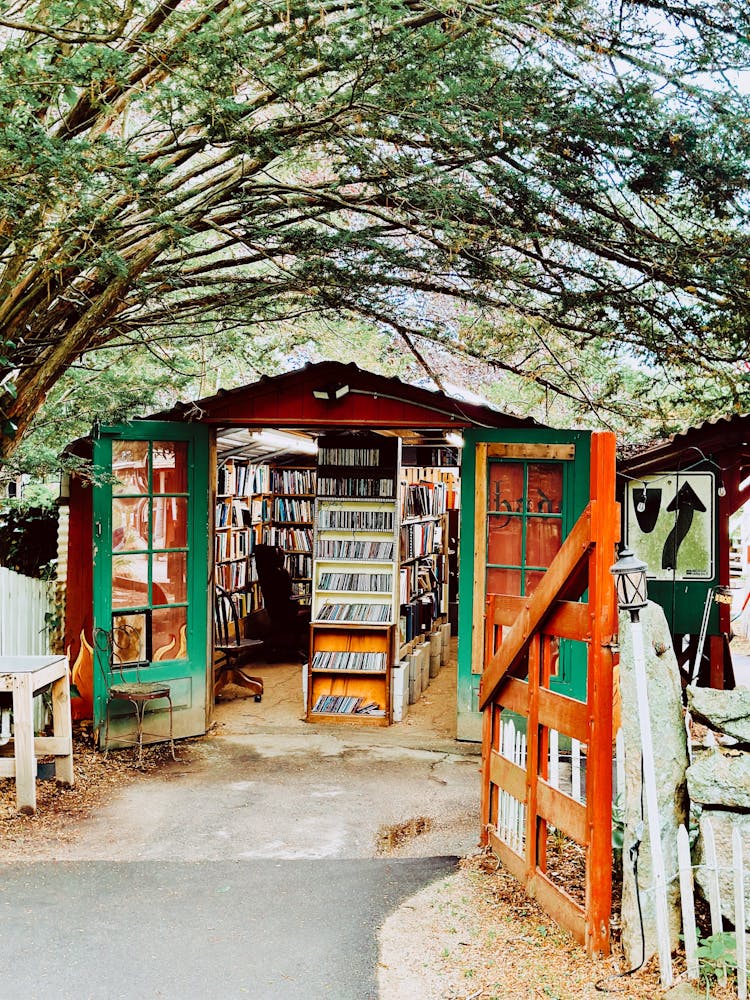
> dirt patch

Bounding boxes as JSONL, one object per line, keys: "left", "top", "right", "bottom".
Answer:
{"left": 377, "top": 815, "right": 434, "bottom": 854}
{"left": 0, "top": 723, "right": 192, "bottom": 857}
{"left": 378, "top": 852, "right": 736, "bottom": 1000}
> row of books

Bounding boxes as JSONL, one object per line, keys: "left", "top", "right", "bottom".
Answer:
{"left": 401, "top": 481, "right": 448, "bottom": 519}
{"left": 311, "top": 694, "right": 384, "bottom": 716}
{"left": 311, "top": 651, "right": 387, "bottom": 672}
{"left": 400, "top": 520, "right": 441, "bottom": 560}
{"left": 316, "top": 539, "right": 395, "bottom": 560}
{"left": 216, "top": 559, "right": 250, "bottom": 591}
{"left": 263, "top": 526, "right": 313, "bottom": 551}
{"left": 317, "top": 508, "right": 395, "bottom": 531}
{"left": 316, "top": 603, "right": 391, "bottom": 623}
{"left": 273, "top": 498, "right": 314, "bottom": 523}
{"left": 229, "top": 586, "right": 261, "bottom": 618}
{"left": 317, "top": 477, "right": 395, "bottom": 498}
{"left": 318, "top": 572, "right": 392, "bottom": 592}
{"left": 399, "top": 560, "right": 437, "bottom": 605}
{"left": 271, "top": 468, "right": 316, "bottom": 495}
{"left": 317, "top": 446, "right": 381, "bottom": 466}
{"left": 284, "top": 553, "right": 312, "bottom": 578}
{"left": 215, "top": 527, "right": 252, "bottom": 562}
{"left": 218, "top": 460, "right": 270, "bottom": 498}
{"left": 399, "top": 594, "right": 438, "bottom": 643}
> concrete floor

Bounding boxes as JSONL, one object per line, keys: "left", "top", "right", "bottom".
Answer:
{"left": 32, "top": 642, "right": 482, "bottom": 864}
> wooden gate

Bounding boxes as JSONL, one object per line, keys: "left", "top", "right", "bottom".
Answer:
{"left": 479, "top": 431, "right": 619, "bottom": 955}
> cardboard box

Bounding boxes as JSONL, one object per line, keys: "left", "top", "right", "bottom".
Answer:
{"left": 391, "top": 662, "right": 409, "bottom": 722}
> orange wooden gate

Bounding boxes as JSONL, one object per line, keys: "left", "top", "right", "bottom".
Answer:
{"left": 479, "top": 431, "right": 619, "bottom": 956}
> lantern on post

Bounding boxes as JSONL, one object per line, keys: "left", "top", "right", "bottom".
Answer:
{"left": 610, "top": 546, "right": 673, "bottom": 988}
{"left": 610, "top": 547, "right": 648, "bottom": 621}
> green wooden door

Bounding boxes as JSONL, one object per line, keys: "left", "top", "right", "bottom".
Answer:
{"left": 92, "top": 422, "right": 210, "bottom": 746}
{"left": 457, "top": 429, "right": 592, "bottom": 741}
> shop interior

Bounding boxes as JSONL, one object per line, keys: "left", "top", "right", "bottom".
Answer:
{"left": 211, "top": 425, "right": 462, "bottom": 729}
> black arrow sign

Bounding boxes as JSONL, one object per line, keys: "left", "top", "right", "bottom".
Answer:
{"left": 661, "top": 481, "right": 706, "bottom": 571}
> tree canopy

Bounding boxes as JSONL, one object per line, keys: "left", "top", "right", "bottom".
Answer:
{"left": 2, "top": 0, "right": 750, "bottom": 458}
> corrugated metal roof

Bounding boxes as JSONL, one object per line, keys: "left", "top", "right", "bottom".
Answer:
{"left": 619, "top": 412, "right": 750, "bottom": 476}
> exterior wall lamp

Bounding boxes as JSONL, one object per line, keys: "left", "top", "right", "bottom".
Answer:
{"left": 312, "top": 383, "right": 350, "bottom": 401}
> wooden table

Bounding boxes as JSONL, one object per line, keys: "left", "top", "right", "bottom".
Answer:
{"left": 0, "top": 655, "right": 75, "bottom": 813}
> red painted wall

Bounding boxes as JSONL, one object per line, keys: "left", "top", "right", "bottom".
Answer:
{"left": 64, "top": 475, "right": 93, "bottom": 718}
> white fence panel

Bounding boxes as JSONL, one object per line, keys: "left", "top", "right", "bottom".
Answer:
{"left": 675, "top": 817, "right": 750, "bottom": 998}
{"left": 0, "top": 566, "right": 53, "bottom": 655}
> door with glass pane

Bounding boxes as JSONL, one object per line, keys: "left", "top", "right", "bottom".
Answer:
{"left": 457, "top": 431, "right": 592, "bottom": 741}
{"left": 92, "top": 423, "right": 210, "bottom": 745}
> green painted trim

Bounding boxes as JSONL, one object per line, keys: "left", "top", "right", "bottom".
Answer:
{"left": 456, "top": 428, "right": 592, "bottom": 741}
{"left": 92, "top": 421, "right": 210, "bottom": 738}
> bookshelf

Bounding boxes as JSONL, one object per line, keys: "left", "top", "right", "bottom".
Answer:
{"left": 215, "top": 458, "right": 270, "bottom": 616}
{"left": 264, "top": 463, "right": 316, "bottom": 604}
{"left": 307, "top": 434, "right": 400, "bottom": 725}
{"left": 398, "top": 467, "right": 457, "bottom": 652}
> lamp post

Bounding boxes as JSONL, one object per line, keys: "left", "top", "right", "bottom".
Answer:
{"left": 611, "top": 548, "right": 673, "bottom": 988}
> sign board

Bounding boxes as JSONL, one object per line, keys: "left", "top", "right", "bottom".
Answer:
{"left": 624, "top": 472, "right": 715, "bottom": 581}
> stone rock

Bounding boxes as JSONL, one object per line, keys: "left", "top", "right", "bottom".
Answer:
{"left": 688, "top": 686, "right": 750, "bottom": 743}
{"left": 687, "top": 749, "right": 750, "bottom": 809}
{"left": 695, "top": 810, "right": 750, "bottom": 930}
{"left": 665, "top": 984, "right": 705, "bottom": 1000}
{"left": 618, "top": 603, "right": 689, "bottom": 966}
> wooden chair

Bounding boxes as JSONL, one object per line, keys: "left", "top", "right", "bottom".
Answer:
{"left": 214, "top": 586, "right": 264, "bottom": 700}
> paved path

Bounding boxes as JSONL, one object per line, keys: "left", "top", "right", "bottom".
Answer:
{"left": 0, "top": 856, "right": 457, "bottom": 1000}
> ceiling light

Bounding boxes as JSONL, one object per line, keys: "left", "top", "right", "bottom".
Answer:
{"left": 250, "top": 430, "right": 317, "bottom": 455}
{"left": 445, "top": 432, "right": 464, "bottom": 448}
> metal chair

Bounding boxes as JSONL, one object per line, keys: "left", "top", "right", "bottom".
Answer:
{"left": 94, "top": 625, "right": 176, "bottom": 768}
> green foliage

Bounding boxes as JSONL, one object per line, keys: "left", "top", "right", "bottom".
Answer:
{"left": 2, "top": 0, "right": 750, "bottom": 456}
{"left": 695, "top": 930, "right": 737, "bottom": 992}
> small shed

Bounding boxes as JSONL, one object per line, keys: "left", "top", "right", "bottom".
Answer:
{"left": 61, "top": 360, "right": 600, "bottom": 744}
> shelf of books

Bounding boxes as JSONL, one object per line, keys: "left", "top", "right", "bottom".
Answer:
{"left": 264, "top": 464, "right": 316, "bottom": 604}
{"left": 307, "top": 434, "right": 400, "bottom": 725}
{"left": 398, "top": 467, "right": 457, "bottom": 656}
{"left": 215, "top": 459, "right": 270, "bottom": 617}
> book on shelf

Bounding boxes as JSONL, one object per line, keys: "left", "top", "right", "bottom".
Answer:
{"left": 316, "top": 539, "right": 395, "bottom": 560}
{"left": 311, "top": 693, "right": 385, "bottom": 716}
{"left": 264, "top": 525, "right": 313, "bottom": 551}
{"left": 316, "top": 476, "right": 395, "bottom": 499}
{"left": 316, "top": 602, "right": 391, "bottom": 623}
{"left": 401, "top": 480, "right": 448, "bottom": 519}
{"left": 317, "top": 508, "right": 394, "bottom": 532}
{"left": 318, "top": 572, "right": 392, "bottom": 592}
{"left": 317, "top": 445, "right": 382, "bottom": 465}
{"left": 312, "top": 651, "right": 387, "bottom": 672}
{"left": 271, "top": 467, "right": 316, "bottom": 494}
{"left": 273, "top": 497, "right": 314, "bottom": 522}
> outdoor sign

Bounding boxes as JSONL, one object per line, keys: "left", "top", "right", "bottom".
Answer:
{"left": 624, "top": 472, "right": 715, "bottom": 581}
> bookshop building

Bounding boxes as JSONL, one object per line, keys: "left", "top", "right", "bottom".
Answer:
{"left": 62, "top": 361, "right": 596, "bottom": 746}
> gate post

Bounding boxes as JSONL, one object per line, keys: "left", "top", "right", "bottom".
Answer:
{"left": 585, "top": 431, "right": 619, "bottom": 955}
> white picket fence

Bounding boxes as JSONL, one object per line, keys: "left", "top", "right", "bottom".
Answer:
{"left": 0, "top": 566, "right": 54, "bottom": 655}
{"left": 494, "top": 717, "right": 625, "bottom": 852}
{"left": 676, "top": 818, "right": 748, "bottom": 998}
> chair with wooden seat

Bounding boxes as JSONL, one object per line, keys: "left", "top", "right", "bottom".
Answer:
{"left": 214, "top": 586, "right": 264, "bottom": 700}
{"left": 94, "top": 624, "right": 176, "bottom": 768}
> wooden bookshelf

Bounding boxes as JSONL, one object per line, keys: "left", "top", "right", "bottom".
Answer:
{"left": 214, "top": 458, "right": 270, "bottom": 617}
{"left": 398, "top": 467, "right": 457, "bottom": 654}
{"left": 307, "top": 433, "right": 401, "bottom": 725}
{"left": 264, "top": 463, "right": 316, "bottom": 604}
{"left": 307, "top": 622, "right": 394, "bottom": 725}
